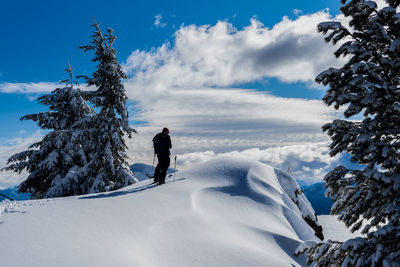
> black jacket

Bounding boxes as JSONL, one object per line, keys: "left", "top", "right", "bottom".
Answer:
{"left": 153, "top": 132, "right": 172, "bottom": 155}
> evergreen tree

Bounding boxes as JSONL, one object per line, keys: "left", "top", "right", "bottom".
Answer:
{"left": 297, "top": 0, "right": 400, "bottom": 265}
{"left": 79, "top": 21, "right": 137, "bottom": 193}
{"left": 2, "top": 63, "right": 94, "bottom": 198}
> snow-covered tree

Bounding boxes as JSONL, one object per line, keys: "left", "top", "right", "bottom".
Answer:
{"left": 296, "top": 0, "right": 400, "bottom": 265}
{"left": 79, "top": 21, "right": 137, "bottom": 193}
{"left": 2, "top": 63, "right": 94, "bottom": 198}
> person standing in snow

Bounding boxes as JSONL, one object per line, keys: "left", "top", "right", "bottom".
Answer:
{"left": 152, "top": 128, "right": 172, "bottom": 184}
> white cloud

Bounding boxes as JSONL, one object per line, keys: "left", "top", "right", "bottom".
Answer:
{"left": 0, "top": 131, "right": 42, "bottom": 189}
{"left": 129, "top": 88, "right": 335, "bottom": 129}
{"left": 124, "top": 12, "right": 345, "bottom": 92}
{"left": 154, "top": 14, "right": 167, "bottom": 28}
{"left": 293, "top": 9, "right": 303, "bottom": 16}
{"left": 175, "top": 142, "right": 344, "bottom": 184}
{"left": 0, "top": 82, "right": 95, "bottom": 95}
{"left": 124, "top": 88, "right": 340, "bottom": 184}
{"left": 0, "top": 82, "right": 57, "bottom": 94}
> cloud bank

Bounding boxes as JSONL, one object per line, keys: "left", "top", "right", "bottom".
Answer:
{"left": 124, "top": 87, "right": 340, "bottom": 185}
{"left": 0, "top": 132, "right": 42, "bottom": 189}
{"left": 175, "top": 142, "right": 343, "bottom": 185}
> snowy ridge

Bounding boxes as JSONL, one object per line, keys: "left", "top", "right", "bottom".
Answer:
{"left": 0, "top": 157, "right": 319, "bottom": 266}
{"left": 275, "top": 169, "right": 323, "bottom": 240}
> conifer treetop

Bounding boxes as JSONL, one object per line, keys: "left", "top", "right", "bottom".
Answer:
{"left": 59, "top": 62, "right": 79, "bottom": 88}
{"left": 79, "top": 19, "right": 135, "bottom": 136}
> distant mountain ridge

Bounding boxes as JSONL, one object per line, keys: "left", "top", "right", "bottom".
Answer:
{"left": 0, "top": 186, "right": 30, "bottom": 201}
{"left": 301, "top": 182, "right": 333, "bottom": 215}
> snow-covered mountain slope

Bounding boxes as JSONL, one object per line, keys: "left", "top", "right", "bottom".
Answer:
{"left": 0, "top": 157, "right": 320, "bottom": 267}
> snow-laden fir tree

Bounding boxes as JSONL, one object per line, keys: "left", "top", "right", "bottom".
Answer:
{"left": 2, "top": 63, "right": 94, "bottom": 198}
{"left": 79, "top": 21, "right": 137, "bottom": 193}
{"left": 296, "top": 0, "right": 400, "bottom": 265}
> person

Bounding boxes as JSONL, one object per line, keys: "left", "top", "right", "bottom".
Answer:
{"left": 152, "top": 128, "right": 172, "bottom": 184}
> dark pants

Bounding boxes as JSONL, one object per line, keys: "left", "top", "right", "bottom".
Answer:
{"left": 154, "top": 154, "right": 170, "bottom": 184}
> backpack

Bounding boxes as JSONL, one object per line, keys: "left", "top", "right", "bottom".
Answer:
{"left": 153, "top": 133, "right": 166, "bottom": 154}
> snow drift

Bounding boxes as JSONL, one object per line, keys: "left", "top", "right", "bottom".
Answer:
{"left": 0, "top": 157, "right": 320, "bottom": 266}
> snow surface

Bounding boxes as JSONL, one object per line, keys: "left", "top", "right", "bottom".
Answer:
{"left": 318, "top": 215, "right": 367, "bottom": 242}
{"left": 0, "top": 157, "right": 320, "bottom": 267}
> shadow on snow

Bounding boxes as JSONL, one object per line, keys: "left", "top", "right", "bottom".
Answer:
{"left": 79, "top": 178, "right": 186, "bottom": 200}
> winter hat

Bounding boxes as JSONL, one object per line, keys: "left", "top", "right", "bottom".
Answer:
{"left": 162, "top": 127, "right": 170, "bottom": 134}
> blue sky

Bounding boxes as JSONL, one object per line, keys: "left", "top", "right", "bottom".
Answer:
{"left": 1, "top": 0, "right": 339, "bottom": 82}
{"left": 1, "top": 0, "right": 355, "bottom": 188}
{"left": 0, "top": 0, "right": 339, "bottom": 137}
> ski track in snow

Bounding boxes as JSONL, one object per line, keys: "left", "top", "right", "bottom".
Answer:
{"left": 1, "top": 198, "right": 55, "bottom": 215}
{"left": 0, "top": 157, "right": 321, "bottom": 267}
